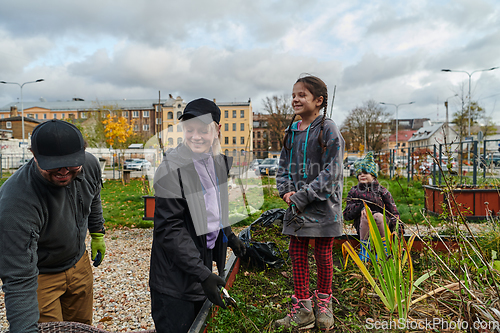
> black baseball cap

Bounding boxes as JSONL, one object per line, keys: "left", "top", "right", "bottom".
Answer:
{"left": 31, "top": 120, "right": 86, "bottom": 170}
{"left": 178, "top": 98, "right": 221, "bottom": 124}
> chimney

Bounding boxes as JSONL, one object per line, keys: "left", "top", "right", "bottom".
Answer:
{"left": 10, "top": 106, "right": 18, "bottom": 117}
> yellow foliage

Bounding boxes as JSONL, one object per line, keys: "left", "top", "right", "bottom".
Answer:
{"left": 102, "top": 115, "right": 134, "bottom": 147}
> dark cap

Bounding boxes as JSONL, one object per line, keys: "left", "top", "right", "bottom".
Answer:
{"left": 178, "top": 98, "right": 221, "bottom": 124}
{"left": 31, "top": 120, "right": 86, "bottom": 170}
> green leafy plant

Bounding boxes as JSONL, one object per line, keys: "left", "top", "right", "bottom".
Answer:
{"left": 342, "top": 203, "right": 435, "bottom": 321}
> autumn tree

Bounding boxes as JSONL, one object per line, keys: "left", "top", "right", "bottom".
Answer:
{"left": 341, "top": 100, "right": 391, "bottom": 152}
{"left": 262, "top": 95, "right": 294, "bottom": 151}
{"left": 102, "top": 114, "right": 134, "bottom": 149}
{"left": 452, "top": 100, "right": 485, "bottom": 141}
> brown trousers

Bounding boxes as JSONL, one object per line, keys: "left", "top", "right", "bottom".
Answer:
{"left": 37, "top": 251, "right": 93, "bottom": 324}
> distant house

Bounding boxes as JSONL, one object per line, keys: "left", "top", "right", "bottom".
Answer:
{"left": 408, "top": 122, "right": 459, "bottom": 150}
{"left": 0, "top": 106, "right": 43, "bottom": 139}
{"left": 387, "top": 130, "right": 417, "bottom": 154}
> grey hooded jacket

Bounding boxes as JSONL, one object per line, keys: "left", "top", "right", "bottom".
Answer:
{"left": 276, "top": 116, "right": 345, "bottom": 237}
{"left": 0, "top": 152, "right": 105, "bottom": 333}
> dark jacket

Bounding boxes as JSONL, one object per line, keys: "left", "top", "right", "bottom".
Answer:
{"left": 343, "top": 179, "right": 401, "bottom": 235}
{"left": 276, "top": 116, "right": 345, "bottom": 237}
{"left": 0, "top": 152, "right": 105, "bottom": 333}
{"left": 149, "top": 144, "right": 237, "bottom": 302}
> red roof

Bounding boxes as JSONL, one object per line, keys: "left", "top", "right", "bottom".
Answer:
{"left": 388, "top": 130, "right": 417, "bottom": 142}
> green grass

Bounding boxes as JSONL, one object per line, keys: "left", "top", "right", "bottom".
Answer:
{"left": 101, "top": 179, "right": 153, "bottom": 229}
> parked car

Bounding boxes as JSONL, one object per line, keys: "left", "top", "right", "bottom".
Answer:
{"left": 17, "top": 158, "right": 31, "bottom": 168}
{"left": 256, "top": 158, "right": 279, "bottom": 176}
{"left": 126, "top": 159, "right": 151, "bottom": 171}
{"left": 249, "top": 159, "right": 263, "bottom": 171}
{"left": 487, "top": 153, "right": 500, "bottom": 167}
{"left": 343, "top": 156, "right": 358, "bottom": 169}
{"left": 123, "top": 159, "right": 139, "bottom": 169}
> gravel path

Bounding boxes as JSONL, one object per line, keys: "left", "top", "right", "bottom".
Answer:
{"left": 1, "top": 229, "right": 156, "bottom": 332}
{"left": 1, "top": 222, "right": 491, "bottom": 331}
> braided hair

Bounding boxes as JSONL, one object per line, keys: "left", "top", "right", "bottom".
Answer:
{"left": 283, "top": 75, "right": 328, "bottom": 152}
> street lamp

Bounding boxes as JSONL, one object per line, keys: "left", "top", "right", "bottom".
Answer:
{"left": 379, "top": 101, "right": 415, "bottom": 159}
{"left": 441, "top": 67, "right": 498, "bottom": 166}
{"left": 0, "top": 79, "right": 45, "bottom": 141}
{"left": 441, "top": 67, "right": 498, "bottom": 140}
{"left": 444, "top": 94, "right": 458, "bottom": 144}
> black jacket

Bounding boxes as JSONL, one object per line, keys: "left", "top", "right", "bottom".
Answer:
{"left": 149, "top": 144, "right": 237, "bottom": 301}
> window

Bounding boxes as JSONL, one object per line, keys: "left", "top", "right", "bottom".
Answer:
{"left": 253, "top": 132, "right": 255, "bottom": 138}
{"left": 167, "top": 112, "right": 173, "bottom": 119}
{"left": 232, "top": 137, "right": 236, "bottom": 144}
{"left": 240, "top": 137, "right": 244, "bottom": 144}
{"left": 177, "top": 111, "right": 182, "bottom": 119}
{"left": 177, "top": 137, "right": 183, "bottom": 145}
{"left": 224, "top": 123, "right": 228, "bottom": 131}
{"left": 240, "top": 110, "right": 244, "bottom": 118}
{"left": 156, "top": 105, "right": 162, "bottom": 112}
{"left": 257, "top": 132, "right": 261, "bottom": 138}
{"left": 232, "top": 123, "right": 236, "bottom": 131}
{"left": 35, "top": 114, "right": 39, "bottom": 119}
{"left": 232, "top": 149, "right": 237, "bottom": 156}
{"left": 134, "top": 124, "right": 139, "bottom": 131}
{"left": 156, "top": 118, "right": 162, "bottom": 124}
{"left": 177, "top": 103, "right": 182, "bottom": 108}
{"left": 62, "top": 113, "right": 65, "bottom": 119}
{"left": 240, "top": 123, "right": 244, "bottom": 131}
{"left": 43, "top": 114, "right": 47, "bottom": 119}
{"left": 177, "top": 124, "right": 182, "bottom": 132}
{"left": 123, "top": 111, "right": 129, "bottom": 118}
{"left": 81, "top": 112, "right": 86, "bottom": 119}
{"left": 168, "top": 138, "right": 173, "bottom": 145}
{"left": 225, "top": 137, "right": 229, "bottom": 144}
{"left": 232, "top": 110, "right": 236, "bottom": 118}
{"left": 224, "top": 110, "right": 228, "bottom": 118}
{"left": 53, "top": 114, "right": 57, "bottom": 119}
{"left": 143, "top": 111, "right": 150, "bottom": 118}
{"left": 257, "top": 142, "right": 261, "bottom": 149}
{"left": 143, "top": 124, "right": 149, "bottom": 131}
{"left": 6, "top": 121, "right": 11, "bottom": 129}
{"left": 133, "top": 111, "right": 139, "bottom": 118}
{"left": 168, "top": 125, "right": 173, "bottom": 132}
{"left": 225, "top": 149, "right": 229, "bottom": 155}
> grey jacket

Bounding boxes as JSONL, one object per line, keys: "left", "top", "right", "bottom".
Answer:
{"left": 0, "top": 152, "right": 105, "bottom": 333}
{"left": 276, "top": 116, "right": 345, "bottom": 237}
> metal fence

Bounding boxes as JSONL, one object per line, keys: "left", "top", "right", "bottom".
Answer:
{"left": 368, "top": 139, "right": 500, "bottom": 186}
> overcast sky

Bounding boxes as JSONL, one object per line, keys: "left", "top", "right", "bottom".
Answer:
{"left": 1, "top": 0, "right": 499, "bottom": 127}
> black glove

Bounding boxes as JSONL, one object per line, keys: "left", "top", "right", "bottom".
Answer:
{"left": 201, "top": 273, "right": 226, "bottom": 309}
{"left": 227, "top": 233, "right": 246, "bottom": 258}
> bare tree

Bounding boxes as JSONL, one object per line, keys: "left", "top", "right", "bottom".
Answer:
{"left": 341, "top": 100, "right": 391, "bottom": 152}
{"left": 262, "top": 95, "right": 294, "bottom": 151}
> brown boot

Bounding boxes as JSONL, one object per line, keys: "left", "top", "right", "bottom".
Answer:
{"left": 314, "top": 291, "right": 334, "bottom": 331}
{"left": 274, "top": 295, "right": 315, "bottom": 330}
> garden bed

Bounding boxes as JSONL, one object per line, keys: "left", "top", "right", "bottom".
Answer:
{"left": 423, "top": 185, "right": 500, "bottom": 220}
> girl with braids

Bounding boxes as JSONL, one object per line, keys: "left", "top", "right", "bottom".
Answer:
{"left": 275, "top": 75, "right": 345, "bottom": 331}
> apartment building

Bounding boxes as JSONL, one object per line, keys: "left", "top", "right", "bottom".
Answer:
{"left": 0, "top": 97, "right": 253, "bottom": 155}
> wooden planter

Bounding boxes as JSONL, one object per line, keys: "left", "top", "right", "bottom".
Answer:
{"left": 423, "top": 185, "right": 500, "bottom": 220}
{"left": 143, "top": 195, "right": 155, "bottom": 220}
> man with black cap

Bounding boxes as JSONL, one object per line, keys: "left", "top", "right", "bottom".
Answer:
{"left": 150, "top": 98, "right": 246, "bottom": 333}
{"left": 0, "top": 120, "right": 106, "bottom": 332}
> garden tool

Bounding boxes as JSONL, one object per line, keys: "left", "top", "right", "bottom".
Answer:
{"left": 287, "top": 204, "right": 305, "bottom": 232}
{"left": 219, "top": 286, "right": 238, "bottom": 309}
